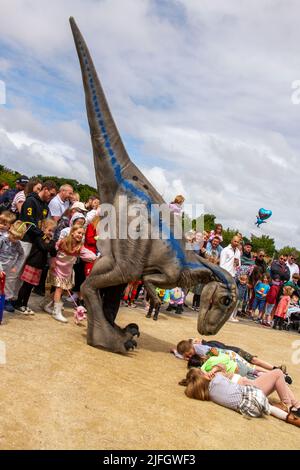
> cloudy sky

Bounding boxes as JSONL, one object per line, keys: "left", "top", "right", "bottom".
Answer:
{"left": 0, "top": 0, "right": 299, "bottom": 248}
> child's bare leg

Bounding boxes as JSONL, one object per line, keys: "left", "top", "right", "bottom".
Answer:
{"left": 250, "top": 370, "right": 300, "bottom": 408}
{"left": 54, "top": 287, "right": 63, "bottom": 303}
{"left": 251, "top": 357, "right": 274, "bottom": 370}
{"left": 254, "top": 365, "right": 268, "bottom": 373}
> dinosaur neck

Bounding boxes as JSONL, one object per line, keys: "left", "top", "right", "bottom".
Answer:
{"left": 187, "top": 254, "right": 235, "bottom": 289}
{"left": 70, "top": 17, "right": 131, "bottom": 204}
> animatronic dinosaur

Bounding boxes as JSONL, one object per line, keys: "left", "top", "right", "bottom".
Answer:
{"left": 69, "top": 18, "right": 237, "bottom": 353}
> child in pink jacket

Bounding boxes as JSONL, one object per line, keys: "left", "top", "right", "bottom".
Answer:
{"left": 273, "top": 286, "right": 294, "bottom": 330}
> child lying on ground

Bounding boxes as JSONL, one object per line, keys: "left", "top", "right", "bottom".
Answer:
{"left": 186, "top": 350, "right": 261, "bottom": 379}
{"left": 173, "top": 338, "right": 292, "bottom": 383}
{"left": 179, "top": 368, "right": 300, "bottom": 427}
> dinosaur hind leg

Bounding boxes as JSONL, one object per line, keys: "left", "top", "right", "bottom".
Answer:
{"left": 100, "top": 285, "right": 140, "bottom": 339}
{"left": 82, "top": 259, "right": 137, "bottom": 353}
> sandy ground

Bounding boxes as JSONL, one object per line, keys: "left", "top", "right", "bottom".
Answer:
{"left": 0, "top": 295, "right": 300, "bottom": 450}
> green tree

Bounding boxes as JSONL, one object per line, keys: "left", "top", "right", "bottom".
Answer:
{"left": 250, "top": 234, "right": 276, "bottom": 257}
{"left": 222, "top": 228, "right": 238, "bottom": 247}
{"left": 203, "top": 214, "right": 216, "bottom": 232}
{"left": 277, "top": 246, "right": 300, "bottom": 259}
{"left": 182, "top": 212, "right": 193, "bottom": 233}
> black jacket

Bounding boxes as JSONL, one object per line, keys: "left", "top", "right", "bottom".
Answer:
{"left": 19, "top": 192, "right": 49, "bottom": 242}
{"left": 270, "top": 260, "right": 290, "bottom": 282}
{"left": 25, "top": 236, "right": 57, "bottom": 268}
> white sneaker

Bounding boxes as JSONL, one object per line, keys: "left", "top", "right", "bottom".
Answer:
{"left": 15, "top": 305, "right": 27, "bottom": 314}
{"left": 53, "top": 312, "right": 68, "bottom": 323}
{"left": 25, "top": 307, "right": 35, "bottom": 315}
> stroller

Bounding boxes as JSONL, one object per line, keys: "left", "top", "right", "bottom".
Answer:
{"left": 284, "top": 306, "right": 300, "bottom": 332}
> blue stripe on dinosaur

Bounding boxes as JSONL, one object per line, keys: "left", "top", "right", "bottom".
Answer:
{"left": 80, "top": 45, "right": 230, "bottom": 287}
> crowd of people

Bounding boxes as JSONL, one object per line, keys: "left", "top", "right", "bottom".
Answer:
{"left": 0, "top": 176, "right": 100, "bottom": 322}
{"left": 1, "top": 179, "right": 300, "bottom": 431}
{"left": 184, "top": 219, "right": 300, "bottom": 333}
{"left": 0, "top": 181, "right": 300, "bottom": 333}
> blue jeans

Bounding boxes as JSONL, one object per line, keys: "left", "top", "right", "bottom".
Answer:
{"left": 252, "top": 297, "right": 266, "bottom": 313}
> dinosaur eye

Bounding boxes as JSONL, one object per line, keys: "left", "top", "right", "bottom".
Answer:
{"left": 132, "top": 176, "right": 138, "bottom": 181}
{"left": 222, "top": 296, "right": 231, "bottom": 306}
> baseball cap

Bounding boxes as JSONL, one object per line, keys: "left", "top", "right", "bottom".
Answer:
{"left": 16, "top": 175, "right": 29, "bottom": 185}
{"left": 70, "top": 212, "right": 86, "bottom": 225}
{"left": 70, "top": 201, "right": 88, "bottom": 212}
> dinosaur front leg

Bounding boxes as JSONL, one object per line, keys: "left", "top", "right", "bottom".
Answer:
{"left": 81, "top": 257, "right": 137, "bottom": 353}
{"left": 143, "top": 281, "right": 162, "bottom": 310}
{"left": 143, "top": 270, "right": 179, "bottom": 304}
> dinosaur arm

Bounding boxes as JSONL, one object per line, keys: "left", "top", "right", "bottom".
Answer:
{"left": 143, "top": 281, "right": 162, "bottom": 308}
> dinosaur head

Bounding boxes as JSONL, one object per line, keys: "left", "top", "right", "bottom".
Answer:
{"left": 197, "top": 280, "right": 237, "bottom": 335}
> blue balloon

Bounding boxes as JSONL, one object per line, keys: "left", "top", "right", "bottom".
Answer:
{"left": 258, "top": 208, "right": 272, "bottom": 220}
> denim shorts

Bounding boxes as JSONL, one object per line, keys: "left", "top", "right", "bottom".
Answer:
{"left": 265, "top": 303, "right": 275, "bottom": 315}
{"left": 236, "top": 359, "right": 254, "bottom": 377}
{"left": 252, "top": 297, "right": 266, "bottom": 312}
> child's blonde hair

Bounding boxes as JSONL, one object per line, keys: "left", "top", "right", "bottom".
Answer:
{"left": 283, "top": 286, "right": 294, "bottom": 297}
{"left": 59, "top": 223, "right": 85, "bottom": 255}
{"left": 9, "top": 221, "right": 27, "bottom": 240}
{"left": 41, "top": 219, "right": 57, "bottom": 231}
{"left": 91, "top": 214, "right": 101, "bottom": 229}
{"left": 0, "top": 211, "right": 16, "bottom": 226}
{"left": 172, "top": 195, "right": 185, "bottom": 205}
{"left": 177, "top": 339, "right": 193, "bottom": 356}
{"left": 179, "top": 369, "right": 210, "bottom": 401}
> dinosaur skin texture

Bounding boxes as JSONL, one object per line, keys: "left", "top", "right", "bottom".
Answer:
{"left": 69, "top": 18, "right": 237, "bottom": 353}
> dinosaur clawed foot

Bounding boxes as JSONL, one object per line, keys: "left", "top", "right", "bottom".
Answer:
{"left": 123, "top": 323, "right": 140, "bottom": 338}
{"left": 124, "top": 338, "right": 137, "bottom": 351}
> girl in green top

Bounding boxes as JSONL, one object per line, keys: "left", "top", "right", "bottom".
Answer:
{"left": 201, "top": 353, "right": 237, "bottom": 374}
{"left": 197, "top": 352, "right": 261, "bottom": 378}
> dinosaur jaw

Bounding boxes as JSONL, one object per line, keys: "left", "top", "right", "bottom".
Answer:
{"left": 197, "top": 281, "right": 237, "bottom": 335}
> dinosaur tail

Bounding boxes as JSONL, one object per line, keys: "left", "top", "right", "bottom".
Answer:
{"left": 69, "top": 17, "right": 131, "bottom": 204}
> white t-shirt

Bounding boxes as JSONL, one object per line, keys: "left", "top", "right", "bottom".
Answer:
{"left": 219, "top": 245, "right": 241, "bottom": 276}
{"left": 286, "top": 261, "right": 299, "bottom": 280}
{"left": 11, "top": 190, "right": 25, "bottom": 213}
{"left": 48, "top": 194, "right": 70, "bottom": 218}
{"left": 86, "top": 209, "right": 98, "bottom": 225}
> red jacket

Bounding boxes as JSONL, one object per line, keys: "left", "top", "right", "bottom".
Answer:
{"left": 84, "top": 224, "right": 97, "bottom": 254}
{"left": 84, "top": 223, "right": 97, "bottom": 276}
{"left": 266, "top": 283, "right": 280, "bottom": 304}
{"left": 274, "top": 295, "right": 290, "bottom": 319}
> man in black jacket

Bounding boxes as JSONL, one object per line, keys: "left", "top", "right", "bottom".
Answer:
{"left": 270, "top": 254, "right": 290, "bottom": 283}
{"left": 20, "top": 180, "right": 57, "bottom": 245}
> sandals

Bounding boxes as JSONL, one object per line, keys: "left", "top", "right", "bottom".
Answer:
{"left": 286, "top": 412, "right": 300, "bottom": 428}
{"left": 290, "top": 407, "right": 300, "bottom": 418}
